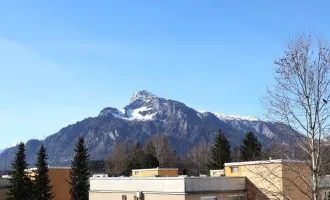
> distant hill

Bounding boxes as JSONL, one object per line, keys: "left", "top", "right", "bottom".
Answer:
{"left": 0, "top": 90, "right": 295, "bottom": 170}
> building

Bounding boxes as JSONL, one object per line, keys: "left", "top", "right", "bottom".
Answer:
{"left": 26, "top": 167, "right": 71, "bottom": 200}
{"left": 89, "top": 159, "right": 313, "bottom": 200}
{"left": 132, "top": 168, "right": 178, "bottom": 177}
{"left": 224, "top": 160, "right": 311, "bottom": 200}
{"left": 210, "top": 170, "right": 224, "bottom": 177}
{"left": 319, "top": 175, "right": 330, "bottom": 200}
{"left": 0, "top": 177, "right": 9, "bottom": 200}
{"left": 89, "top": 176, "right": 247, "bottom": 200}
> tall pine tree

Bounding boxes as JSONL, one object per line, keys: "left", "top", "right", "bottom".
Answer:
{"left": 69, "top": 137, "right": 90, "bottom": 200}
{"left": 33, "top": 145, "right": 54, "bottom": 200}
{"left": 240, "top": 131, "right": 262, "bottom": 161}
{"left": 6, "top": 142, "right": 33, "bottom": 200}
{"left": 208, "top": 129, "right": 232, "bottom": 169}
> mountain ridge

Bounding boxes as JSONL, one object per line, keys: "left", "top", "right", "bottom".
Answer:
{"left": 0, "top": 90, "right": 289, "bottom": 170}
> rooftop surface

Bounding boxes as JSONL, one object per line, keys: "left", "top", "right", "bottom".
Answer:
{"left": 132, "top": 167, "right": 178, "bottom": 171}
{"left": 224, "top": 159, "right": 306, "bottom": 167}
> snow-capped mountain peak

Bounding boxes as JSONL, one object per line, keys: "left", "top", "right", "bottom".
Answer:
{"left": 99, "top": 107, "right": 125, "bottom": 118}
{"left": 130, "top": 90, "right": 157, "bottom": 104}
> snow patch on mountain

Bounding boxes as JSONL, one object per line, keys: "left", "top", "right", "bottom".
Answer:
{"left": 99, "top": 107, "right": 125, "bottom": 118}
{"left": 198, "top": 111, "right": 260, "bottom": 121}
{"left": 126, "top": 106, "right": 156, "bottom": 121}
{"left": 8, "top": 141, "right": 19, "bottom": 148}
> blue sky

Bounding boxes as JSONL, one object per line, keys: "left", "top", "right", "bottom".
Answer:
{"left": 1, "top": 0, "right": 330, "bottom": 148}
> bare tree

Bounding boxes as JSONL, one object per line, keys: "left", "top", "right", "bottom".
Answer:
{"left": 187, "top": 142, "right": 209, "bottom": 175}
{"left": 263, "top": 33, "right": 330, "bottom": 199}
{"left": 147, "top": 134, "right": 177, "bottom": 167}
{"left": 105, "top": 142, "right": 132, "bottom": 175}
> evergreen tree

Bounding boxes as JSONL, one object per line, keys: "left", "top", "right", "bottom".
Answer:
{"left": 142, "top": 142, "right": 159, "bottom": 168}
{"left": 208, "top": 129, "right": 232, "bottom": 169}
{"left": 128, "top": 142, "right": 143, "bottom": 170}
{"left": 33, "top": 145, "right": 54, "bottom": 200}
{"left": 69, "top": 137, "right": 90, "bottom": 200}
{"left": 6, "top": 142, "right": 33, "bottom": 200}
{"left": 142, "top": 153, "right": 159, "bottom": 168}
{"left": 240, "top": 131, "right": 262, "bottom": 161}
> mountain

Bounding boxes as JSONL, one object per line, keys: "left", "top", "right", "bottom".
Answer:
{"left": 0, "top": 90, "right": 293, "bottom": 170}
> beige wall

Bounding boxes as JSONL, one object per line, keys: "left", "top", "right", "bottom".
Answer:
{"left": 49, "top": 168, "right": 71, "bottom": 200}
{"left": 132, "top": 169, "right": 178, "bottom": 177}
{"left": 0, "top": 188, "right": 7, "bottom": 200}
{"left": 25, "top": 168, "right": 71, "bottom": 200}
{"left": 281, "top": 163, "right": 311, "bottom": 200}
{"left": 225, "top": 166, "right": 243, "bottom": 177}
{"left": 240, "top": 162, "right": 311, "bottom": 200}
{"left": 242, "top": 163, "right": 284, "bottom": 200}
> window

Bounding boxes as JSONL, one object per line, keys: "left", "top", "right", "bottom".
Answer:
{"left": 134, "top": 171, "right": 139, "bottom": 175}
{"left": 231, "top": 167, "right": 239, "bottom": 173}
{"left": 201, "top": 197, "right": 217, "bottom": 200}
{"left": 122, "top": 195, "right": 127, "bottom": 200}
{"left": 212, "top": 172, "right": 217, "bottom": 175}
{"left": 229, "top": 195, "right": 245, "bottom": 200}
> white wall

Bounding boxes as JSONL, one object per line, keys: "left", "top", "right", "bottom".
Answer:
{"left": 90, "top": 177, "right": 246, "bottom": 194}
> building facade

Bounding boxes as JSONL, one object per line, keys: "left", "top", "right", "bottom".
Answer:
{"left": 26, "top": 167, "right": 71, "bottom": 200}
{"left": 89, "top": 159, "right": 314, "bottom": 200}
{"left": 224, "top": 160, "right": 311, "bottom": 200}
{"left": 0, "top": 178, "right": 9, "bottom": 200}
{"left": 89, "top": 176, "right": 247, "bottom": 200}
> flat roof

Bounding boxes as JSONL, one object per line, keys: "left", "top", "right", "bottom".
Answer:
{"left": 27, "top": 167, "right": 71, "bottom": 170}
{"left": 90, "top": 176, "right": 244, "bottom": 180}
{"left": 224, "top": 159, "right": 305, "bottom": 167}
{"left": 132, "top": 168, "right": 178, "bottom": 172}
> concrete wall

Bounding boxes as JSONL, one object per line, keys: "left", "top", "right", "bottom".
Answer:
{"left": 90, "top": 177, "right": 186, "bottom": 193}
{"left": 48, "top": 168, "right": 71, "bottom": 200}
{"left": 89, "top": 192, "right": 246, "bottom": 200}
{"left": 90, "top": 177, "right": 246, "bottom": 194}
{"left": 186, "top": 193, "right": 246, "bottom": 200}
{"left": 90, "top": 192, "right": 186, "bottom": 200}
{"left": 184, "top": 177, "right": 246, "bottom": 192}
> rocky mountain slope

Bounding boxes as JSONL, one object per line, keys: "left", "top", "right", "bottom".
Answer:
{"left": 0, "top": 90, "right": 292, "bottom": 170}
